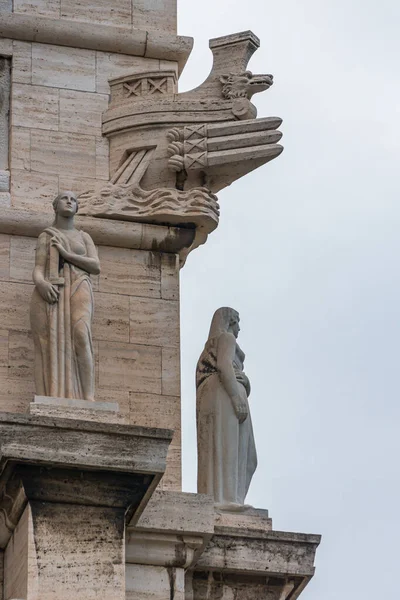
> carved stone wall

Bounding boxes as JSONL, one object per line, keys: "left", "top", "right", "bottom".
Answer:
{"left": 10, "top": 0, "right": 177, "bottom": 32}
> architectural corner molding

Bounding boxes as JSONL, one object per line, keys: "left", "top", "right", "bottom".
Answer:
{"left": 0, "top": 13, "right": 193, "bottom": 74}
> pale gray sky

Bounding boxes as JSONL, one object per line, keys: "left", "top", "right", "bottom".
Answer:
{"left": 178, "top": 1, "right": 400, "bottom": 598}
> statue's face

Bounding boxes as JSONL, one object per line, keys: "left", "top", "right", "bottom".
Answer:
{"left": 230, "top": 316, "right": 240, "bottom": 339}
{"left": 56, "top": 191, "right": 78, "bottom": 217}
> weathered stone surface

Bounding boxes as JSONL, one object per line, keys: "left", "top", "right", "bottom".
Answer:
{"left": 30, "top": 396, "right": 127, "bottom": 424}
{"left": 135, "top": 491, "right": 214, "bottom": 536}
{"left": 31, "top": 43, "right": 96, "bottom": 91}
{"left": 0, "top": 14, "right": 193, "bottom": 74}
{"left": 0, "top": 170, "right": 10, "bottom": 192}
{"left": 9, "top": 235, "right": 36, "bottom": 282}
{"left": 61, "top": 0, "right": 131, "bottom": 27}
{"left": 92, "top": 291, "right": 130, "bottom": 343}
{"left": 162, "top": 347, "right": 180, "bottom": 396}
{"left": 11, "top": 40, "right": 32, "bottom": 84}
{"left": 14, "top": 0, "right": 61, "bottom": 18}
{"left": 130, "top": 297, "right": 179, "bottom": 348}
{"left": 0, "top": 58, "right": 10, "bottom": 171}
{"left": 59, "top": 89, "right": 109, "bottom": 135}
{"left": 10, "top": 127, "right": 31, "bottom": 171}
{"left": 0, "top": 412, "right": 172, "bottom": 478}
{"left": 12, "top": 83, "right": 59, "bottom": 131}
{"left": 98, "top": 246, "right": 161, "bottom": 298}
{"left": 98, "top": 341, "right": 161, "bottom": 394}
{"left": 11, "top": 170, "right": 59, "bottom": 212}
{"left": 0, "top": 209, "right": 194, "bottom": 255}
{"left": 31, "top": 130, "right": 97, "bottom": 177}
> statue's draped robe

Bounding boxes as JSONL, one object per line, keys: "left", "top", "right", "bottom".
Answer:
{"left": 30, "top": 228, "right": 94, "bottom": 399}
{"left": 196, "top": 337, "right": 257, "bottom": 505}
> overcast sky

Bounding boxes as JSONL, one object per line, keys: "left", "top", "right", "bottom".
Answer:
{"left": 177, "top": 1, "right": 400, "bottom": 598}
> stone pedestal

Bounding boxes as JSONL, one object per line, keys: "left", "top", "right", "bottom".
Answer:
{"left": 0, "top": 412, "right": 173, "bottom": 600}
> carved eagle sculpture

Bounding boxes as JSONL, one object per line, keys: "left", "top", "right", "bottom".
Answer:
{"left": 79, "top": 31, "right": 283, "bottom": 259}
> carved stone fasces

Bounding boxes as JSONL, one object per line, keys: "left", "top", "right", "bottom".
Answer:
{"left": 167, "top": 119, "right": 283, "bottom": 190}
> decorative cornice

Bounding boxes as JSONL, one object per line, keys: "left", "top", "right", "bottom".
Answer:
{"left": 0, "top": 208, "right": 195, "bottom": 255}
{"left": 0, "top": 14, "right": 193, "bottom": 75}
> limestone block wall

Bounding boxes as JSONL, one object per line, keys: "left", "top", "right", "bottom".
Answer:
{"left": 0, "top": 37, "right": 177, "bottom": 211}
{"left": 10, "top": 0, "right": 177, "bottom": 33}
{"left": 0, "top": 234, "right": 181, "bottom": 490}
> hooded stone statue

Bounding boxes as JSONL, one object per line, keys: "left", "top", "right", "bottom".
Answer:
{"left": 196, "top": 307, "right": 257, "bottom": 510}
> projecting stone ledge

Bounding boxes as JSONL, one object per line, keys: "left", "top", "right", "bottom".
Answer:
{"left": 190, "top": 516, "right": 321, "bottom": 600}
{"left": 0, "top": 412, "right": 173, "bottom": 600}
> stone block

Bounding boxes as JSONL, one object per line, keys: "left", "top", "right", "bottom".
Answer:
{"left": 98, "top": 341, "right": 162, "bottom": 394}
{"left": 131, "top": 0, "right": 177, "bottom": 33}
{"left": 12, "top": 83, "right": 59, "bottom": 131}
{"left": 92, "top": 291, "right": 130, "bottom": 343}
{"left": 129, "top": 392, "right": 180, "bottom": 430}
{"left": 0, "top": 330, "right": 8, "bottom": 376}
{"left": 161, "top": 253, "right": 179, "bottom": 300}
{"left": 0, "top": 377, "right": 34, "bottom": 413}
{"left": 159, "top": 433, "right": 181, "bottom": 491}
{"left": 3, "top": 504, "right": 30, "bottom": 600}
{"left": 11, "top": 170, "right": 58, "bottom": 212}
{"left": 135, "top": 491, "right": 215, "bottom": 536}
{"left": 61, "top": 0, "right": 131, "bottom": 28}
{"left": 0, "top": 170, "right": 10, "bottom": 192}
{"left": 14, "top": 0, "right": 61, "bottom": 18}
{"left": 98, "top": 246, "right": 161, "bottom": 298}
{"left": 59, "top": 89, "right": 108, "bottom": 136}
{"left": 96, "top": 51, "right": 159, "bottom": 94}
{"left": 95, "top": 388, "right": 130, "bottom": 416}
{"left": 96, "top": 135, "right": 110, "bottom": 180}
{"left": 130, "top": 297, "right": 179, "bottom": 348}
{"left": 214, "top": 507, "right": 272, "bottom": 533}
{"left": 162, "top": 347, "right": 180, "bottom": 396}
{"left": 58, "top": 175, "right": 97, "bottom": 196}
{"left": 9, "top": 236, "right": 36, "bottom": 282}
{"left": 11, "top": 41, "right": 32, "bottom": 84}
{"left": 8, "top": 329, "right": 34, "bottom": 380}
{"left": 0, "top": 192, "right": 11, "bottom": 207}
{"left": 31, "top": 130, "right": 96, "bottom": 178}
{"left": 0, "top": 234, "right": 10, "bottom": 280}
{"left": 0, "top": 281, "right": 32, "bottom": 332}
{"left": 30, "top": 396, "right": 128, "bottom": 424}
{"left": 10, "top": 127, "right": 31, "bottom": 171}
{"left": 126, "top": 564, "right": 183, "bottom": 600}
{"left": 32, "top": 43, "right": 96, "bottom": 91}
{"left": 0, "top": 39, "right": 12, "bottom": 57}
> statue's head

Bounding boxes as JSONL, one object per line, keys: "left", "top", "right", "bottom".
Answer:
{"left": 209, "top": 307, "right": 240, "bottom": 339}
{"left": 53, "top": 191, "right": 79, "bottom": 217}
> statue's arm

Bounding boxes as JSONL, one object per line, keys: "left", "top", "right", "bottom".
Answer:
{"left": 217, "top": 333, "right": 248, "bottom": 423}
{"left": 50, "top": 232, "right": 100, "bottom": 275}
{"left": 32, "top": 233, "right": 59, "bottom": 304}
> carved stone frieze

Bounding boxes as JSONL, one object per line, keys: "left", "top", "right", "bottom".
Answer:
{"left": 79, "top": 184, "right": 219, "bottom": 261}
{"left": 79, "top": 30, "right": 284, "bottom": 259}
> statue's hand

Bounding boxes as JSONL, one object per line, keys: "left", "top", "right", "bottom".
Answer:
{"left": 232, "top": 395, "right": 248, "bottom": 424}
{"left": 37, "top": 280, "right": 59, "bottom": 304}
{"left": 51, "top": 235, "right": 69, "bottom": 259}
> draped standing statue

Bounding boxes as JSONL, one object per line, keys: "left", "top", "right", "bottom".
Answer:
{"left": 196, "top": 307, "right": 257, "bottom": 510}
{"left": 30, "top": 191, "right": 100, "bottom": 401}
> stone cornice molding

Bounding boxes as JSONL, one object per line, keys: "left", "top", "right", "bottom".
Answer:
{"left": 0, "top": 208, "right": 195, "bottom": 255}
{"left": 0, "top": 13, "right": 193, "bottom": 74}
